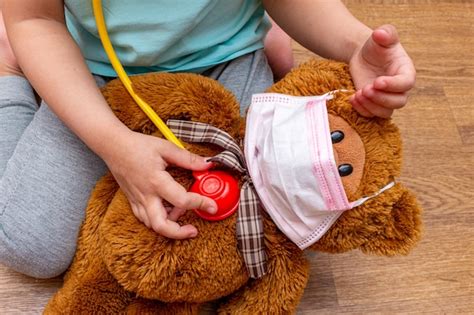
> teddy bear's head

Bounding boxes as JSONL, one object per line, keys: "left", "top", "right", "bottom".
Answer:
{"left": 268, "top": 60, "right": 422, "bottom": 256}
{"left": 94, "top": 60, "right": 421, "bottom": 303}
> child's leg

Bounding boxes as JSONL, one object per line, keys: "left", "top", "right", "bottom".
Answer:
{"left": 264, "top": 17, "right": 294, "bottom": 81}
{"left": 0, "top": 11, "right": 103, "bottom": 278}
{"left": 0, "top": 10, "right": 36, "bottom": 174}
{"left": 204, "top": 49, "right": 274, "bottom": 114}
{"left": 0, "top": 80, "right": 108, "bottom": 279}
{"left": 0, "top": 77, "right": 38, "bottom": 175}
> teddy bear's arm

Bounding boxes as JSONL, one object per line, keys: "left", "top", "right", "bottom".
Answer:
{"left": 218, "top": 247, "right": 309, "bottom": 314}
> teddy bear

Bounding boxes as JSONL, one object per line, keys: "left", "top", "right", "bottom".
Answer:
{"left": 44, "top": 59, "right": 422, "bottom": 314}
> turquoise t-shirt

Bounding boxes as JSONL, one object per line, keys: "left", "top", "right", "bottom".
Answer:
{"left": 65, "top": 1, "right": 270, "bottom": 76}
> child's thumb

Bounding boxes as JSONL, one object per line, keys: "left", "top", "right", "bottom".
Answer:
{"left": 372, "top": 24, "right": 400, "bottom": 48}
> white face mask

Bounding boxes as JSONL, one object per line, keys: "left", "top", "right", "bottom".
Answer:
{"left": 244, "top": 92, "right": 394, "bottom": 249}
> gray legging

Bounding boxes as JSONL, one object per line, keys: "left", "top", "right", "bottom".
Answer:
{"left": 0, "top": 50, "right": 273, "bottom": 278}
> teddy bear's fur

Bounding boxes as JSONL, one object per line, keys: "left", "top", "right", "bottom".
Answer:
{"left": 45, "top": 60, "right": 422, "bottom": 314}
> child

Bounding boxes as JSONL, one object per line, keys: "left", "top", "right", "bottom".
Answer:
{"left": 0, "top": 0, "right": 415, "bottom": 279}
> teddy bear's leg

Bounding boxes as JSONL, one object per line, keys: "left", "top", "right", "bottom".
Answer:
{"left": 125, "top": 299, "right": 199, "bottom": 315}
{"left": 218, "top": 249, "right": 309, "bottom": 315}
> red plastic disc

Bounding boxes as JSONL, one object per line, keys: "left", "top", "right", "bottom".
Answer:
{"left": 190, "top": 170, "right": 240, "bottom": 221}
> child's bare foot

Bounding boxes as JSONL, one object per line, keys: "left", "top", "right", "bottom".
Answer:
{"left": 264, "top": 18, "right": 294, "bottom": 81}
{"left": 0, "top": 11, "right": 23, "bottom": 77}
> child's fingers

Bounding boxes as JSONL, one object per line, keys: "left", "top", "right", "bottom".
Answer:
{"left": 374, "top": 68, "right": 416, "bottom": 93}
{"left": 131, "top": 202, "right": 151, "bottom": 228}
{"left": 168, "top": 207, "right": 186, "bottom": 222}
{"left": 350, "top": 94, "right": 373, "bottom": 117}
{"left": 352, "top": 91, "right": 394, "bottom": 118}
{"left": 372, "top": 24, "right": 399, "bottom": 48}
{"left": 362, "top": 85, "right": 408, "bottom": 109}
{"left": 159, "top": 141, "right": 213, "bottom": 171}
{"left": 155, "top": 171, "right": 217, "bottom": 214}
{"left": 146, "top": 198, "right": 198, "bottom": 239}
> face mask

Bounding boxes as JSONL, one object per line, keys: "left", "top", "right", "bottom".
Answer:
{"left": 244, "top": 92, "right": 394, "bottom": 249}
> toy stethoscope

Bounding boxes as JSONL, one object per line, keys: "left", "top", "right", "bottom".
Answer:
{"left": 92, "top": 0, "right": 239, "bottom": 221}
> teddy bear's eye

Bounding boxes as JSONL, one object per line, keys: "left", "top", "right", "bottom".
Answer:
{"left": 331, "top": 130, "right": 344, "bottom": 143}
{"left": 338, "top": 164, "right": 353, "bottom": 177}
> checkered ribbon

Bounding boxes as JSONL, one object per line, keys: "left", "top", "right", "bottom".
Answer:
{"left": 167, "top": 119, "right": 267, "bottom": 278}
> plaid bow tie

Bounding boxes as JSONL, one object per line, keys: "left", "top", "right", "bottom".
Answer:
{"left": 167, "top": 119, "right": 267, "bottom": 279}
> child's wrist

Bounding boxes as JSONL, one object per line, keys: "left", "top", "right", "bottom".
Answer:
{"left": 87, "top": 121, "right": 133, "bottom": 162}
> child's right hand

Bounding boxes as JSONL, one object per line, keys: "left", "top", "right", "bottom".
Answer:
{"left": 104, "top": 130, "right": 218, "bottom": 239}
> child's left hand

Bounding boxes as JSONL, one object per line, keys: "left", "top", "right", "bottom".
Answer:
{"left": 349, "top": 24, "right": 416, "bottom": 118}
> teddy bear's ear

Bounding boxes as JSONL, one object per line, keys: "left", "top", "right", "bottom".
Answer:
{"left": 359, "top": 184, "right": 423, "bottom": 256}
{"left": 101, "top": 73, "right": 242, "bottom": 138}
{"left": 311, "top": 183, "right": 422, "bottom": 256}
{"left": 269, "top": 59, "right": 355, "bottom": 96}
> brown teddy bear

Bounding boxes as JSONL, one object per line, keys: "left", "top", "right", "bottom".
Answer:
{"left": 44, "top": 59, "right": 422, "bottom": 314}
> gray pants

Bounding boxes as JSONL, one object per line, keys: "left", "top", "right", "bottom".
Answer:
{"left": 0, "top": 50, "right": 273, "bottom": 278}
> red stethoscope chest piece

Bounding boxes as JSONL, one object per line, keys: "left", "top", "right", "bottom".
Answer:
{"left": 190, "top": 170, "right": 240, "bottom": 221}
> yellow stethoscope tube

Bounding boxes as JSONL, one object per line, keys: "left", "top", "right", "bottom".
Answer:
{"left": 92, "top": 0, "right": 185, "bottom": 149}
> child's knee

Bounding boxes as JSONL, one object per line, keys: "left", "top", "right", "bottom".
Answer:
{"left": 0, "top": 224, "right": 74, "bottom": 279}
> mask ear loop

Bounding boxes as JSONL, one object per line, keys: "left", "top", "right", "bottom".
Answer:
{"left": 92, "top": 0, "right": 185, "bottom": 149}
{"left": 349, "top": 181, "right": 396, "bottom": 208}
{"left": 326, "top": 89, "right": 355, "bottom": 99}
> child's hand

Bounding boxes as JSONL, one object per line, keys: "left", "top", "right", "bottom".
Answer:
{"left": 105, "top": 131, "right": 217, "bottom": 239}
{"left": 349, "top": 24, "right": 416, "bottom": 118}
